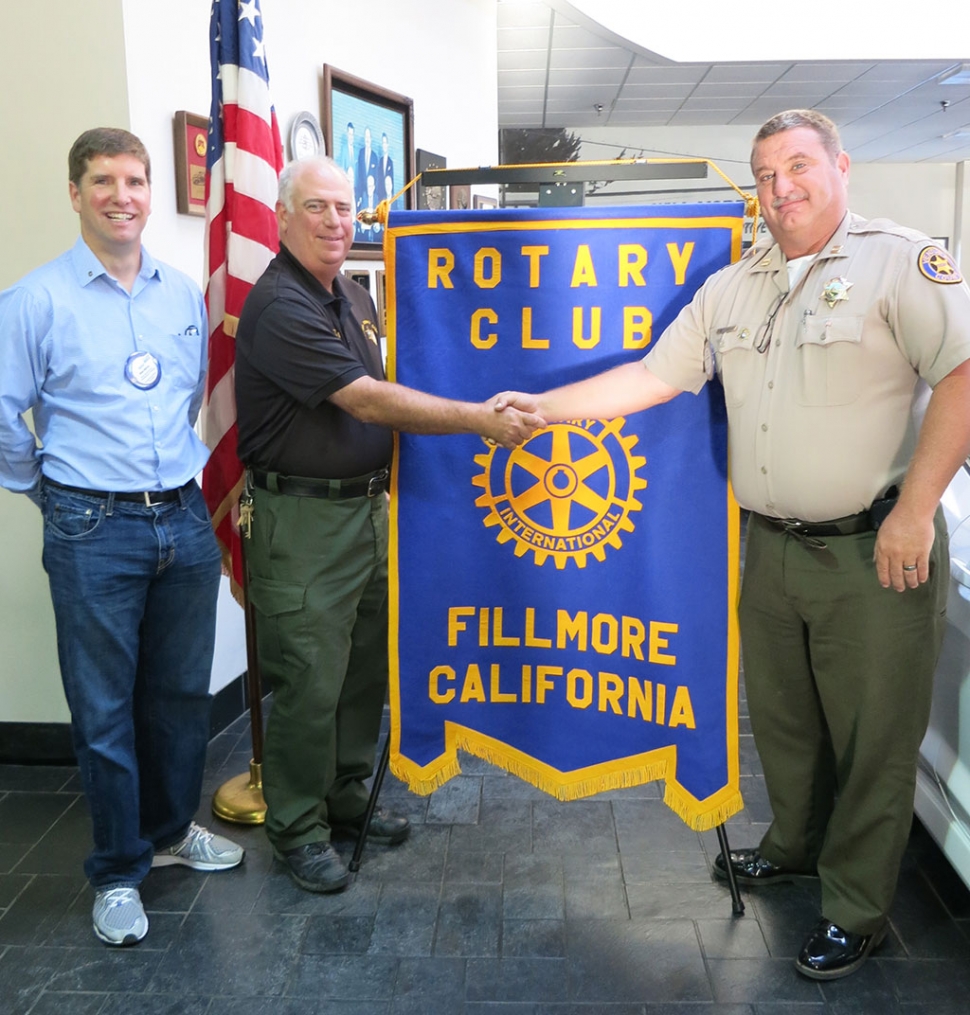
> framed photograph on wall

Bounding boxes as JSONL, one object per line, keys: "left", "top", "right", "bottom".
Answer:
{"left": 323, "top": 65, "right": 414, "bottom": 259}
{"left": 473, "top": 194, "right": 498, "bottom": 210}
{"left": 449, "top": 185, "right": 471, "bottom": 211}
{"left": 173, "top": 111, "right": 208, "bottom": 217}
{"left": 416, "top": 149, "right": 447, "bottom": 210}
{"left": 343, "top": 269, "right": 371, "bottom": 292}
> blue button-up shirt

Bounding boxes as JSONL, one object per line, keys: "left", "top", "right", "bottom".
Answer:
{"left": 0, "top": 238, "right": 210, "bottom": 496}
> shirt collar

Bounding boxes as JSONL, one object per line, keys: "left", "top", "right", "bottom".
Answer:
{"left": 746, "top": 210, "right": 852, "bottom": 275}
{"left": 279, "top": 243, "right": 343, "bottom": 307}
{"left": 70, "top": 236, "right": 160, "bottom": 289}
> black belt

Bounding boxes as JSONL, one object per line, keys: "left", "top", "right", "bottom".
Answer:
{"left": 250, "top": 467, "right": 389, "bottom": 500}
{"left": 44, "top": 478, "right": 192, "bottom": 506}
{"left": 757, "top": 486, "right": 899, "bottom": 546}
{"left": 760, "top": 511, "right": 874, "bottom": 539}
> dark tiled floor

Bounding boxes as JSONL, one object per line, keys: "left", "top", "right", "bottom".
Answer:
{"left": 2, "top": 693, "right": 970, "bottom": 1015}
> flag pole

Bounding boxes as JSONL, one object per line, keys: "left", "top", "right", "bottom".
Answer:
{"left": 212, "top": 493, "right": 267, "bottom": 824}
{"left": 202, "top": 0, "right": 282, "bottom": 824}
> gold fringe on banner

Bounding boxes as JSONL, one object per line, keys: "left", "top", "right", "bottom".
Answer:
{"left": 391, "top": 723, "right": 744, "bottom": 831}
{"left": 664, "top": 782, "right": 745, "bottom": 832}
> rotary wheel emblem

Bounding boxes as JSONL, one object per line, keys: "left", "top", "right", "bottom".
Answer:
{"left": 472, "top": 418, "right": 647, "bottom": 569}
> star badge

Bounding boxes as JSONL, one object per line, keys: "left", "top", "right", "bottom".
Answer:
{"left": 820, "top": 277, "right": 853, "bottom": 309}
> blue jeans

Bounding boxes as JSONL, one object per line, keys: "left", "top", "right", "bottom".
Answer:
{"left": 41, "top": 480, "right": 221, "bottom": 889}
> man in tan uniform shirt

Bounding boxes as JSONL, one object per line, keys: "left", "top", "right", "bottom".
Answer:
{"left": 495, "top": 109, "right": 970, "bottom": 980}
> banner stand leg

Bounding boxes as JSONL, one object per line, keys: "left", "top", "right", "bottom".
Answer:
{"left": 715, "top": 822, "right": 745, "bottom": 915}
{"left": 348, "top": 735, "right": 391, "bottom": 873}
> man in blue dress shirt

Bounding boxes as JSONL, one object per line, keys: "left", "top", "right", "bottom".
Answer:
{"left": 0, "top": 128, "right": 243, "bottom": 947}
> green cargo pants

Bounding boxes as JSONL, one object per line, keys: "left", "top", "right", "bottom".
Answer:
{"left": 739, "top": 510, "right": 948, "bottom": 934}
{"left": 246, "top": 485, "right": 389, "bottom": 851}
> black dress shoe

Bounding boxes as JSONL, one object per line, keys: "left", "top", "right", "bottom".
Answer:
{"left": 795, "top": 917, "right": 887, "bottom": 980}
{"left": 331, "top": 807, "right": 410, "bottom": 845}
{"left": 713, "top": 848, "right": 817, "bottom": 885}
{"left": 274, "top": 841, "right": 350, "bottom": 893}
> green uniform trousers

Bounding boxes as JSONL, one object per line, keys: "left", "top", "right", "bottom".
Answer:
{"left": 739, "top": 510, "right": 948, "bottom": 934}
{"left": 247, "top": 486, "right": 389, "bottom": 851}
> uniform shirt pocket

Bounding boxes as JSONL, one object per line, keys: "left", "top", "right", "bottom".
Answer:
{"left": 795, "top": 314, "right": 864, "bottom": 406}
{"left": 712, "top": 324, "right": 757, "bottom": 407}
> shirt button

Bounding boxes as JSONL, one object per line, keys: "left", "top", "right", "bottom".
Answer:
{"left": 740, "top": 329, "right": 750, "bottom": 340}
{"left": 766, "top": 502, "right": 775, "bottom": 510}
{"left": 767, "top": 381, "right": 774, "bottom": 389}
{"left": 761, "top": 423, "right": 768, "bottom": 431}
{"left": 761, "top": 466, "right": 767, "bottom": 474}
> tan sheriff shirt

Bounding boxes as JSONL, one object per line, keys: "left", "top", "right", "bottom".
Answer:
{"left": 644, "top": 212, "right": 970, "bottom": 521}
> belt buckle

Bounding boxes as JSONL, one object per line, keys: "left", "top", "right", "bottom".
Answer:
{"left": 778, "top": 518, "right": 826, "bottom": 549}
{"left": 142, "top": 491, "right": 166, "bottom": 507}
{"left": 366, "top": 470, "right": 387, "bottom": 498}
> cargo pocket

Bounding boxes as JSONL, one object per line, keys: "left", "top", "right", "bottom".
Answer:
{"left": 246, "top": 576, "right": 311, "bottom": 676}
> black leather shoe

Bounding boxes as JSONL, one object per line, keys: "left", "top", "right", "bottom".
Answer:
{"left": 274, "top": 842, "right": 350, "bottom": 893}
{"left": 713, "top": 848, "right": 817, "bottom": 885}
{"left": 795, "top": 917, "right": 887, "bottom": 980}
{"left": 331, "top": 807, "right": 410, "bottom": 845}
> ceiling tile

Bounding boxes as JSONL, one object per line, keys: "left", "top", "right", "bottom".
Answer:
{"left": 625, "top": 64, "right": 709, "bottom": 85}
{"left": 548, "top": 67, "right": 626, "bottom": 87}
{"left": 551, "top": 47, "right": 634, "bottom": 70}
{"left": 617, "top": 83, "right": 702, "bottom": 100}
{"left": 703, "top": 63, "right": 792, "bottom": 83}
{"left": 497, "top": 26, "right": 552, "bottom": 50}
{"left": 497, "top": 68, "right": 549, "bottom": 87}
{"left": 498, "top": 49, "right": 549, "bottom": 72}
{"left": 777, "top": 62, "right": 875, "bottom": 83}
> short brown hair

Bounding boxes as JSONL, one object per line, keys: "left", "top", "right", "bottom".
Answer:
{"left": 752, "top": 109, "right": 843, "bottom": 166}
{"left": 68, "top": 128, "right": 151, "bottom": 186}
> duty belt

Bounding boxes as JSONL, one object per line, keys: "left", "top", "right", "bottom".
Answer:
{"left": 761, "top": 512, "right": 873, "bottom": 539}
{"left": 757, "top": 486, "right": 899, "bottom": 550}
{"left": 250, "top": 467, "right": 389, "bottom": 500}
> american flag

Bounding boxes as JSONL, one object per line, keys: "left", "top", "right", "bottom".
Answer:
{"left": 202, "top": 0, "right": 284, "bottom": 598}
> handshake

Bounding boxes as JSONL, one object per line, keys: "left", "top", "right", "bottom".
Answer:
{"left": 479, "top": 391, "right": 544, "bottom": 449}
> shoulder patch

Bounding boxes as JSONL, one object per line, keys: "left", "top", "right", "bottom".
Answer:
{"left": 360, "top": 319, "right": 380, "bottom": 345}
{"left": 918, "top": 245, "right": 963, "bottom": 284}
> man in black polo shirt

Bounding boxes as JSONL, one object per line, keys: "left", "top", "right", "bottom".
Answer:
{"left": 235, "top": 156, "right": 542, "bottom": 893}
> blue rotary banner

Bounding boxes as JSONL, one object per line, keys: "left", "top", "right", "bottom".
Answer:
{"left": 385, "top": 203, "right": 744, "bottom": 829}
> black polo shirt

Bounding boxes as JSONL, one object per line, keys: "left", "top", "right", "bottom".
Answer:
{"left": 235, "top": 244, "right": 393, "bottom": 478}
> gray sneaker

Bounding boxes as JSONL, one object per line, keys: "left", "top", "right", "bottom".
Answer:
{"left": 152, "top": 822, "right": 244, "bottom": 871}
{"left": 92, "top": 887, "right": 148, "bottom": 946}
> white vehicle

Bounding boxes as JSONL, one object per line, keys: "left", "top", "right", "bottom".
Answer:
{"left": 916, "top": 459, "right": 970, "bottom": 890}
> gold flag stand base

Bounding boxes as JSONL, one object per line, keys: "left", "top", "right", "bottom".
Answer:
{"left": 212, "top": 760, "right": 266, "bottom": 825}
